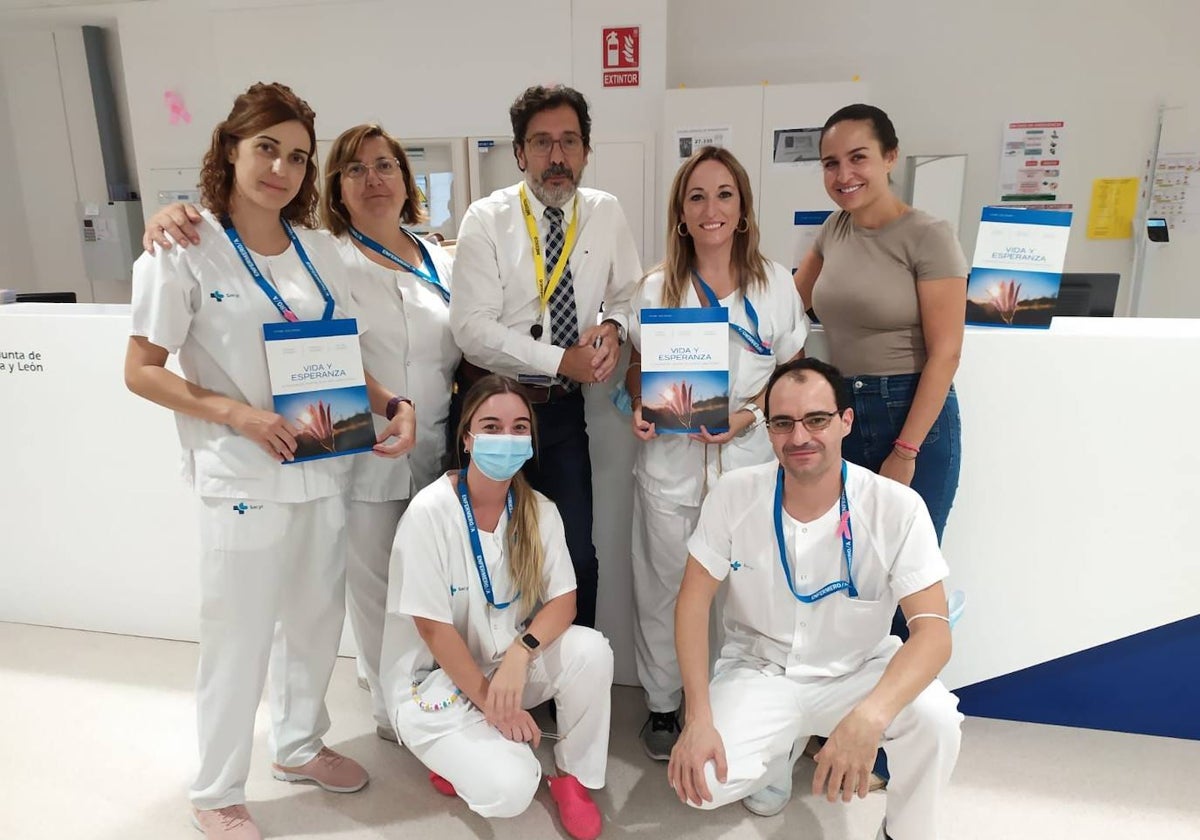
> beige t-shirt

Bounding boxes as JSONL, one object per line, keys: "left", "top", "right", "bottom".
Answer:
{"left": 812, "top": 209, "right": 967, "bottom": 376}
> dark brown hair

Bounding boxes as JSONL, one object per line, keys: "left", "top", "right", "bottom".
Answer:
{"left": 509, "top": 84, "right": 592, "bottom": 166}
{"left": 320, "top": 123, "right": 426, "bottom": 236}
{"left": 199, "top": 82, "right": 319, "bottom": 226}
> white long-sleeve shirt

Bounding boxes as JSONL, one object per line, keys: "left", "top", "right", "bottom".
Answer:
{"left": 449, "top": 182, "right": 641, "bottom": 379}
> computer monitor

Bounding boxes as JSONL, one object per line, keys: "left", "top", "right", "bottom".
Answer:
{"left": 15, "top": 292, "right": 77, "bottom": 303}
{"left": 1054, "top": 273, "right": 1119, "bottom": 318}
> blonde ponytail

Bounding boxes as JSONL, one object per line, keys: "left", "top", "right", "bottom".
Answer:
{"left": 507, "top": 472, "right": 545, "bottom": 615}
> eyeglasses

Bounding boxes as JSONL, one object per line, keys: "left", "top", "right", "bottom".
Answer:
{"left": 524, "top": 133, "right": 585, "bottom": 157}
{"left": 766, "top": 411, "right": 842, "bottom": 435}
{"left": 342, "top": 158, "right": 403, "bottom": 180}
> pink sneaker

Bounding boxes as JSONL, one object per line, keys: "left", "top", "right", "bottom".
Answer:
{"left": 547, "top": 774, "right": 602, "bottom": 840}
{"left": 272, "top": 746, "right": 369, "bottom": 793}
{"left": 191, "top": 805, "right": 262, "bottom": 839}
{"left": 429, "top": 771, "right": 457, "bottom": 796}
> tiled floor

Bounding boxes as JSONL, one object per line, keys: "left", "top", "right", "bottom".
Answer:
{"left": 2, "top": 621, "right": 1197, "bottom": 840}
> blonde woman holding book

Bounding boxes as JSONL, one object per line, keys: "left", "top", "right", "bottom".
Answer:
{"left": 621, "top": 146, "right": 808, "bottom": 762}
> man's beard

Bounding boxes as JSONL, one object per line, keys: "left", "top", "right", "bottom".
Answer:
{"left": 527, "top": 163, "right": 579, "bottom": 208}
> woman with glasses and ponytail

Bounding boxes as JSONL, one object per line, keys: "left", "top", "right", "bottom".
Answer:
{"left": 378, "top": 374, "right": 613, "bottom": 840}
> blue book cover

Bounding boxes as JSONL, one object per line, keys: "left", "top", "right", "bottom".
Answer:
{"left": 967, "top": 206, "right": 1073, "bottom": 329}
{"left": 262, "top": 319, "right": 375, "bottom": 462}
{"left": 639, "top": 307, "right": 729, "bottom": 434}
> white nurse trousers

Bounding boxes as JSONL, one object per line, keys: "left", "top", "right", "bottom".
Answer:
{"left": 191, "top": 494, "right": 348, "bottom": 810}
{"left": 403, "top": 626, "right": 614, "bottom": 819}
{"left": 630, "top": 484, "right": 700, "bottom": 714}
{"left": 689, "top": 652, "right": 963, "bottom": 840}
{"left": 346, "top": 498, "right": 408, "bottom": 727}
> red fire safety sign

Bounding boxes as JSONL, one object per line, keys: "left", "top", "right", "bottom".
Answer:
{"left": 602, "top": 27, "right": 640, "bottom": 88}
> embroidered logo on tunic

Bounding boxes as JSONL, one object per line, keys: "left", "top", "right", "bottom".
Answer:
{"left": 449, "top": 585, "right": 466, "bottom": 596}
{"left": 210, "top": 290, "right": 239, "bottom": 302}
{"left": 231, "top": 502, "right": 263, "bottom": 515}
{"left": 730, "top": 560, "right": 752, "bottom": 572}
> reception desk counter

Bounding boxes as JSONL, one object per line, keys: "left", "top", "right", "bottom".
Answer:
{"left": 3, "top": 305, "right": 1197, "bottom": 735}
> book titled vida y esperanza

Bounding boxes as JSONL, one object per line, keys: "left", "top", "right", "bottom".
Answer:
{"left": 262, "top": 319, "right": 376, "bottom": 462}
{"left": 639, "top": 307, "right": 730, "bottom": 434}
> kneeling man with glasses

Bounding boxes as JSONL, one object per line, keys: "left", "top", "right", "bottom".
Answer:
{"left": 668, "top": 358, "right": 962, "bottom": 840}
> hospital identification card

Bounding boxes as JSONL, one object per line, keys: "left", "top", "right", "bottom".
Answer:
{"left": 639, "top": 307, "right": 730, "bottom": 434}
{"left": 262, "top": 319, "right": 376, "bottom": 463}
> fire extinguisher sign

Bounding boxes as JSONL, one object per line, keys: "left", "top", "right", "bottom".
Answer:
{"left": 602, "top": 26, "right": 639, "bottom": 88}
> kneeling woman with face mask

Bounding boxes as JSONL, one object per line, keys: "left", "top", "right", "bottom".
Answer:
{"left": 378, "top": 374, "right": 614, "bottom": 840}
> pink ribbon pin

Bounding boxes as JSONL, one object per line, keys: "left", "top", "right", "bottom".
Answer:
{"left": 837, "top": 510, "right": 851, "bottom": 540}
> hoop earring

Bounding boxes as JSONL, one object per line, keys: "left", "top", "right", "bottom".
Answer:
{"left": 736, "top": 217, "right": 749, "bottom": 234}
{"left": 676, "top": 221, "right": 689, "bottom": 237}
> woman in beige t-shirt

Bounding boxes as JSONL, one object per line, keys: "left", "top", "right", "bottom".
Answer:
{"left": 793, "top": 102, "right": 967, "bottom": 793}
{"left": 794, "top": 104, "right": 967, "bottom": 547}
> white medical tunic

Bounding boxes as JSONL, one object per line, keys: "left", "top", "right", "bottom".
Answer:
{"left": 687, "top": 460, "right": 948, "bottom": 678}
{"left": 630, "top": 262, "right": 808, "bottom": 508}
{"left": 380, "top": 474, "right": 577, "bottom": 745}
{"left": 130, "top": 209, "right": 361, "bottom": 502}
{"left": 337, "top": 235, "right": 459, "bottom": 501}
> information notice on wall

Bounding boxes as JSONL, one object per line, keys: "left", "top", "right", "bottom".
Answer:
{"left": 1148, "top": 152, "right": 1200, "bottom": 232}
{"left": 999, "top": 120, "right": 1066, "bottom": 203}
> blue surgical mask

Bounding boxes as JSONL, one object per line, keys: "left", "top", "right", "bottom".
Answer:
{"left": 468, "top": 433, "right": 534, "bottom": 481}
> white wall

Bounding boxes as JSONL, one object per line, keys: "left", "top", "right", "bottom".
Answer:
{"left": 666, "top": 0, "right": 1200, "bottom": 314}
{"left": 0, "top": 58, "right": 36, "bottom": 291}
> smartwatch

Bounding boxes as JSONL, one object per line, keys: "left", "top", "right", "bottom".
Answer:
{"left": 385, "top": 395, "right": 413, "bottom": 421}
{"left": 518, "top": 632, "right": 541, "bottom": 654}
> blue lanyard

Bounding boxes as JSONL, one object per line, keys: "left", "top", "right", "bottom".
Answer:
{"left": 348, "top": 226, "right": 450, "bottom": 303}
{"left": 773, "top": 460, "right": 858, "bottom": 603}
{"left": 692, "top": 270, "right": 771, "bottom": 356}
{"left": 221, "top": 217, "right": 335, "bottom": 321}
{"left": 456, "top": 468, "right": 518, "bottom": 609}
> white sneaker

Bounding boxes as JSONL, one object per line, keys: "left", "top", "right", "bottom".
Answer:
{"left": 742, "top": 770, "right": 792, "bottom": 816}
{"left": 742, "top": 738, "right": 803, "bottom": 817}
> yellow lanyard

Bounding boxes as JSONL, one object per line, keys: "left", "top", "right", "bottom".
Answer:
{"left": 519, "top": 183, "right": 580, "bottom": 315}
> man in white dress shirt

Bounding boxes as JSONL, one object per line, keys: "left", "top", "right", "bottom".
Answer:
{"left": 667, "top": 357, "right": 962, "bottom": 840}
{"left": 449, "top": 84, "right": 642, "bottom": 628}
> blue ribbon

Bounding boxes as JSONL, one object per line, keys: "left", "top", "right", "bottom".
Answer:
{"left": 456, "top": 467, "right": 518, "bottom": 609}
{"left": 221, "top": 217, "right": 335, "bottom": 321}
{"left": 348, "top": 226, "right": 450, "bottom": 303}
{"left": 692, "top": 270, "right": 771, "bottom": 356}
{"left": 773, "top": 460, "right": 858, "bottom": 603}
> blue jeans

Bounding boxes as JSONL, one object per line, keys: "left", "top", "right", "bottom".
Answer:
{"left": 841, "top": 374, "right": 961, "bottom": 543}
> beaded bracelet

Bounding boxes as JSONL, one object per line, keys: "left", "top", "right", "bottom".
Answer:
{"left": 410, "top": 679, "right": 464, "bottom": 712}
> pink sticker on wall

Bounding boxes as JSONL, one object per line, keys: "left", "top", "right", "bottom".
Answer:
{"left": 164, "top": 90, "right": 191, "bottom": 125}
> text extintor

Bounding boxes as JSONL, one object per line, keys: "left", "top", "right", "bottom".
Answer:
{"left": 602, "top": 26, "right": 639, "bottom": 88}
